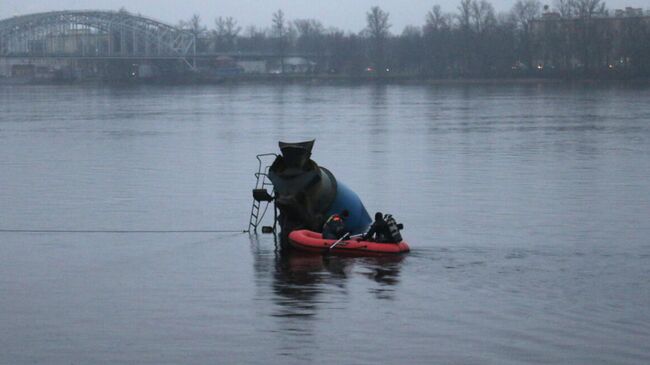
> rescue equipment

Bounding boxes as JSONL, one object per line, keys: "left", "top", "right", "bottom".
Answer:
{"left": 289, "top": 229, "right": 410, "bottom": 256}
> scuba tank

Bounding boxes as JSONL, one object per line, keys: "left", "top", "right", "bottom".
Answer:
{"left": 384, "top": 214, "right": 403, "bottom": 243}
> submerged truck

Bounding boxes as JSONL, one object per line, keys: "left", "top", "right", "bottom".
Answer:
{"left": 249, "top": 140, "right": 372, "bottom": 245}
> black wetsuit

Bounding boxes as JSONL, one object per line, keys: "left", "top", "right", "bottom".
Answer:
{"left": 363, "top": 217, "right": 393, "bottom": 243}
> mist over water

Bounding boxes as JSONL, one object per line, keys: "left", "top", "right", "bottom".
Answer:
{"left": 1, "top": 83, "right": 649, "bottom": 364}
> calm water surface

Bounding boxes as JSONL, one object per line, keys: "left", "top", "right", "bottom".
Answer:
{"left": 1, "top": 83, "right": 649, "bottom": 364}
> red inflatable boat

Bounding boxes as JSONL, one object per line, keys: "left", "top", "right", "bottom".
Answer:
{"left": 288, "top": 229, "right": 410, "bottom": 256}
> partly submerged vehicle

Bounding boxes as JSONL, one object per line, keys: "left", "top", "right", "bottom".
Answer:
{"left": 249, "top": 140, "right": 372, "bottom": 245}
{"left": 288, "top": 229, "right": 410, "bottom": 256}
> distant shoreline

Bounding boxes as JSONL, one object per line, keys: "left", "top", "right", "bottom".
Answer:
{"left": 3, "top": 74, "right": 650, "bottom": 86}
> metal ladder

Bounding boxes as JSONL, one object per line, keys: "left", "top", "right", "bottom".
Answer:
{"left": 248, "top": 153, "right": 277, "bottom": 233}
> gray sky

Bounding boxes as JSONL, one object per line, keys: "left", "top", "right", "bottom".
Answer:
{"left": 2, "top": 0, "right": 648, "bottom": 33}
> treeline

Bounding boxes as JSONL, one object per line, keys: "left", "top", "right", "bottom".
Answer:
{"left": 178, "top": 0, "right": 650, "bottom": 78}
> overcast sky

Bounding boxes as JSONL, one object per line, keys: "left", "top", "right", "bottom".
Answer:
{"left": 2, "top": 0, "right": 648, "bottom": 33}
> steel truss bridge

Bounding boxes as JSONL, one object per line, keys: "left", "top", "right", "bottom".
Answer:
{"left": 0, "top": 11, "right": 196, "bottom": 66}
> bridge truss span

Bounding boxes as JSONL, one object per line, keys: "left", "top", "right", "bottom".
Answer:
{"left": 0, "top": 11, "right": 195, "bottom": 60}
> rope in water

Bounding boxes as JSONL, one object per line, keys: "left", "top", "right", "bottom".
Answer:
{"left": 0, "top": 229, "right": 247, "bottom": 234}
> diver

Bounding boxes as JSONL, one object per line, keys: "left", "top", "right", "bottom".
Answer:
{"left": 362, "top": 212, "right": 391, "bottom": 242}
{"left": 322, "top": 209, "right": 349, "bottom": 239}
{"left": 362, "top": 212, "right": 403, "bottom": 243}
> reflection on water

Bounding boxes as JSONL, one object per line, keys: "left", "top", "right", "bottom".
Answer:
{"left": 250, "top": 234, "right": 404, "bottom": 311}
{"left": 249, "top": 234, "right": 405, "bottom": 360}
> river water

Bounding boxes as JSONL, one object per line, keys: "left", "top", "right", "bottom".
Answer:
{"left": 1, "top": 83, "right": 649, "bottom": 364}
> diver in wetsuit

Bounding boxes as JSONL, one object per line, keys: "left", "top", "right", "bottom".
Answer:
{"left": 362, "top": 212, "right": 393, "bottom": 243}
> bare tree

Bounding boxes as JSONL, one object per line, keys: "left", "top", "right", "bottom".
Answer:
{"left": 294, "top": 19, "right": 325, "bottom": 71}
{"left": 179, "top": 14, "right": 207, "bottom": 52}
{"left": 272, "top": 9, "right": 291, "bottom": 73}
{"left": 470, "top": 0, "right": 497, "bottom": 34}
{"left": 239, "top": 26, "right": 269, "bottom": 53}
{"left": 456, "top": 0, "right": 497, "bottom": 75}
{"left": 458, "top": 0, "right": 473, "bottom": 30}
{"left": 213, "top": 16, "right": 241, "bottom": 52}
{"left": 512, "top": 0, "right": 542, "bottom": 31}
{"left": 181, "top": 14, "right": 207, "bottom": 38}
{"left": 154, "top": 0, "right": 646, "bottom": 79}
{"left": 294, "top": 19, "right": 324, "bottom": 53}
{"left": 425, "top": 5, "right": 449, "bottom": 32}
{"left": 511, "top": 0, "right": 542, "bottom": 68}
{"left": 272, "top": 9, "right": 286, "bottom": 36}
{"left": 397, "top": 26, "right": 424, "bottom": 73}
{"left": 620, "top": 16, "right": 650, "bottom": 75}
{"left": 365, "top": 6, "right": 391, "bottom": 39}
{"left": 294, "top": 19, "right": 324, "bottom": 37}
{"left": 364, "top": 6, "right": 391, "bottom": 73}
{"left": 325, "top": 29, "right": 366, "bottom": 75}
{"left": 245, "top": 26, "right": 266, "bottom": 39}
{"left": 554, "top": 0, "right": 576, "bottom": 18}
{"left": 424, "top": 5, "right": 454, "bottom": 76}
{"left": 456, "top": 0, "right": 474, "bottom": 74}
{"left": 324, "top": 28, "right": 346, "bottom": 73}
{"left": 573, "top": 0, "right": 607, "bottom": 19}
{"left": 572, "top": 0, "right": 609, "bottom": 72}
